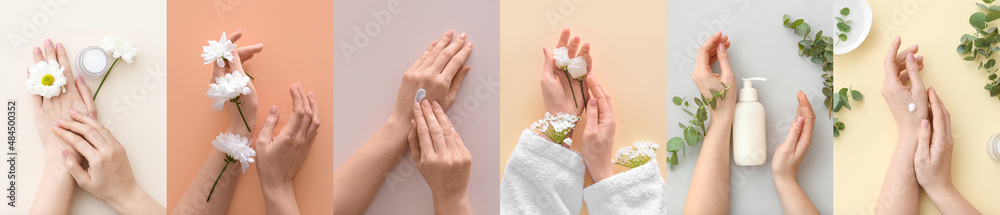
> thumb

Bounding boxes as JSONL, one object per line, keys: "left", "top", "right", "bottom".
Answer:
{"left": 258, "top": 106, "right": 280, "bottom": 144}
{"left": 61, "top": 150, "right": 90, "bottom": 186}
{"left": 542, "top": 47, "right": 555, "bottom": 79}
{"left": 916, "top": 119, "right": 931, "bottom": 160}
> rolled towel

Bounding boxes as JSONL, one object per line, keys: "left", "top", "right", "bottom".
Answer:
{"left": 583, "top": 162, "right": 668, "bottom": 214}
{"left": 500, "top": 129, "right": 586, "bottom": 215}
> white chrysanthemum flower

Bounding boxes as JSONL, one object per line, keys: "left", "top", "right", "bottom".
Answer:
{"left": 102, "top": 36, "right": 138, "bottom": 64}
{"left": 25, "top": 60, "right": 67, "bottom": 99}
{"left": 567, "top": 57, "right": 587, "bottom": 80}
{"left": 553, "top": 47, "right": 570, "bottom": 70}
{"left": 206, "top": 71, "right": 251, "bottom": 111}
{"left": 211, "top": 132, "right": 256, "bottom": 173}
{"left": 201, "top": 32, "right": 237, "bottom": 67}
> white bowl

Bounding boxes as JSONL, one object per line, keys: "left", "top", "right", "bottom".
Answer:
{"left": 833, "top": 0, "right": 873, "bottom": 55}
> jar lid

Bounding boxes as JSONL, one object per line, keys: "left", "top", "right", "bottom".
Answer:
{"left": 76, "top": 46, "right": 109, "bottom": 79}
{"left": 989, "top": 133, "right": 1000, "bottom": 162}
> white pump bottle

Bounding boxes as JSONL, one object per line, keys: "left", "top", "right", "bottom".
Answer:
{"left": 733, "top": 77, "right": 767, "bottom": 166}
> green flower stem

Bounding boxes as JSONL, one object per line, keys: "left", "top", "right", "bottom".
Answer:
{"left": 578, "top": 79, "right": 586, "bottom": 108}
{"left": 563, "top": 70, "right": 578, "bottom": 108}
{"left": 233, "top": 98, "right": 252, "bottom": 133}
{"left": 206, "top": 159, "right": 232, "bottom": 202}
{"left": 92, "top": 58, "right": 121, "bottom": 100}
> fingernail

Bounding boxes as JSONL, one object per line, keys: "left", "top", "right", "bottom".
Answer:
{"left": 459, "top": 32, "right": 466, "bottom": 39}
{"left": 309, "top": 92, "right": 314, "bottom": 98}
{"left": 796, "top": 116, "right": 804, "bottom": 125}
{"left": 717, "top": 43, "right": 724, "bottom": 50}
{"left": 467, "top": 42, "right": 473, "bottom": 48}
{"left": 432, "top": 100, "right": 442, "bottom": 109}
{"left": 70, "top": 109, "right": 78, "bottom": 115}
{"left": 56, "top": 118, "right": 65, "bottom": 123}
{"left": 907, "top": 53, "right": 914, "bottom": 62}
{"left": 589, "top": 98, "right": 597, "bottom": 107}
{"left": 414, "top": 102, "right": 421, "bottom": 110}
{"left": 421, "top": 100, "right": 430, "bottom": 108}
{"left": 45, "top": 39, "right": 52, "bottom": 47}
{"left": 921, "top": 119, "right": 929, "bottom": 129}
{"left": 446, "top": 30, "right": 454, "bottom": 36}
{"left": 56, "top": 43, "right": 63, "bottom": 50}
{"left": 76, "top": 75, "right": 82, "bottom": 83}
{"left": 61, "top": 150, "right": 69, "bottom": 158}
{"left": 34, "top": 47, "right": 41, "bottom": 55}
{"left": 89, "top": 114, "right": 95, "bottom": 119}
{"left": 270, "top": 105, "right": 278, "bottom": 114}
{"left": 51, "top": 125, "right": 58, "bottom": 130}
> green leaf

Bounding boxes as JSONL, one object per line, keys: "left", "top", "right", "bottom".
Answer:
{"left": 679, "top": 123, "right": 686, "bottom": 130}
{"left": 669, "top": 151, "right": 679, "bottom": 165}
{"left": 811, "top": 57, "right": 823, "bottom": 64}
{"left": 839, "top": 33, "right": 848, "bottom": 41}
{"left": 841, "top": 7, "right": 850, "bottom": 16}
{"left": 972, "top": 12, "right": 988, "bottom": 29}
{"left": 790, "top": 19, "right": 803, "bottom": 28}
{"left": 667, "top": 137, "right": 683, "bottom": 152}
{"left": 683, "top": 108, "right": 695, "bottom": 117}
{"left": 838, "top": 88, "right": 849, "bottom": 97}
{"left": 837, "top": 22, "right": 851, "bottom": 32}
{"left": 783, "top": 14, "right": 791, "bottom": 26}
{"left": 988, "top": 11, "right": 1000, "bottom": 22}
{"left": 992, "top": 84, "right": 1000, "bottom": 96}
{"left": 815, "top": 30, "right": 824, "bottom": 40}
{"left": 799, "top": 39, "right": 814, "bottom": 47}
{"left": 696, "top": 107, "right": 708, "bottom": 121}
{"left": 672, "top": 96, "right": 683, "bottom": 105}
{"left": 833, "top": 129, "right": 840, "bottom": 137}
{"left": 684, "top": 127, "right": 699, "bottom": 146}
{"left": 958, "top": 44, "right": 969, "bottom": 54}
{"left": 965, "top": 56, "right": 977, "bottom": 61}
{"left": 694, "top": 97, "right": 703, "bottom": 106}
{"left": 988, "top": 59, "right": 997, "bottom": 69}
{"left": 842, "top": 95, "right": 852, "bottom": 110}
{"left": 851, "top": 90, "right": 863, "bottom": 101}
{"left": 832, "top": 93, "right": 843, "bottom": 112}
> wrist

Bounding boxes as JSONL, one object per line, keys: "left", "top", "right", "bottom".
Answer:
{"left": 923, "top": 182, "right": 955, "bottom": 197}
{"left": 107, "top": 183, "right": 150, "bottom": 214}
{"left": 773, "top": 175, "right": 799, "bottom": 189}
{"left": 432, "top": 189, "right": 471, "bottom": 215}
{"left": 589, "top": 165, "right": 614, "bottom": 182}
{"left": 227, "top": 124, "right": 252, "bottom": 136}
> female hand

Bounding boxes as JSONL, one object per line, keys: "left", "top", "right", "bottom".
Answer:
{"left": 30, "top": 39, "right": 97, "bottom": 155}
{"left": 581, "top": 75, "right": 614, "bottom": 182}
{"left": 882, "top": 36, "right": 927, "bottom": 133}
{"left": 394, "top": 30, "right": 473, "bottom": 120}
{"left": 407, "top": 100, "right": 472, "bottom": 214}
{"left": 52, "top": 110, "right": 163, "bottom": 214}
{"left": 255, "top": 83, "right": 320, "bottom": 214}
{"left": 772, "top": 91, "right": 815, "bottom": 183}
{"left": 692, "top": 32, "right": 736, "bottom": 115}
{"left": 914, "top": 88, "right": 953, "bottom": 192}
{"left": 212, "top": 30, "right": 265, "bottom": 134}
{"left": 541, "top": 27, "right": 591, "bottom": 117}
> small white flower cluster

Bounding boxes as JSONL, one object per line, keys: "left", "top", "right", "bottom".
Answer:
{"left": 614, "top": 141, "right": 659, "bottom": 169}
{"left": 552, "top": 47, "right": 588, "bottom": 80}
{"left": 531, "top": 112, "right": 579, "bottom": 146}
{"left": 211, "top": 132, "right": 256, "bottom": 173}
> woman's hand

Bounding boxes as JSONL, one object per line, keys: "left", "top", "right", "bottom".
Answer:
{"left": 407, "top": 100, "right": 472, "bottom": 215}
{"left": 254, "top": 83, "right": 320, "bottom": 215}
{"left": 581, "top": 75, "right": 614, "bottom": 182}
{"left": 914, "top": 88, "right": 953, "bottom": 193}
{"left": 52, "top": 110, "right": 163, "bottom": 214}
{"left": 394, "top": 30, "right": 474, "bottom": 121}
{"left": 692, "top": 32, "right": 735, "bottom": 116}
{"left": 212, "top": 30, "right": 265, "bottom": 134}
{"left": 772, "top": 91, "right": 816, "bottom": 183}
{"left": 882, "top": 36, "right": 927, "bottom": 134}
{"left": 541, "top": 27, "right": 591, "bottom": 117}
{"left": 31, "top": 39, "right": 97, "bottom": 156}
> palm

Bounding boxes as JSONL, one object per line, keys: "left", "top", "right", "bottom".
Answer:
{"left": 542, "top": 27, "right": 591, "bottom": 116}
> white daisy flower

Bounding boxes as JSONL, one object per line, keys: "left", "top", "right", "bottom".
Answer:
{"left": 206, "top": 71, "right": 251, "bottom": 111}
{"left": 201, "top": 32, "right": 237, "bottom": 67}
{"left": 102, "top": 36, "right": 138, "bottom": 64}
{"left": 25, "top": 60, "right": 67, "bottom": 99}
{"left": 211, "top": 132, "right": 256, "bottom": 173}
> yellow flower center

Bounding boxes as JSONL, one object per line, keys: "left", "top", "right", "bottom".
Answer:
{"left": 41, "top": 74, "right": 55, "bottom": 86}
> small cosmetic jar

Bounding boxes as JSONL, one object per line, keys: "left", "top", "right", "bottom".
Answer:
{"left": 77, "top": 46, "right": 109, "bottom": 79}
{"left": 989, "top": 133, "right": 1000, "bottom": 162}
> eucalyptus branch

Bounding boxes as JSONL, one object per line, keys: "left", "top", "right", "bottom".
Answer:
{"left": 957, "top": 0, "right": 1000, "bottom": 100}
{"left": 667, "top": 83, "right": 731, "bottom": 166}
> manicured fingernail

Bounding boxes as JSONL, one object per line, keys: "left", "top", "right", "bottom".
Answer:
{"left": 34, "top": 47, "right": 41, "bottom": 55}
{"left": 589, "top": 98, "right": 597, "bottom": 107}
{"left": 458, "top": 32, "right": 466, "bottom": 39}
{"left": 907, "top": 53, "right": 914, "bottom": 62}
{"left": 414, "top": 102, "right": 421, "bottom": 110}
{"left": 921, "top": 119, "right": 929, "bottom": 129}
{"left": 467, "top": 42, "right": 473, "bottom": 48}
{"left": 61, "top": 150, "right": 69, "bottom": 158}
{"left": 51, "top": 125, "right": 58, "bottom": 130}
{"left": 421, "top": 100, "right": 431, "bottom": 108}
{"left": 446, "top": 30, "right": 454, "bottom": 36}
{"left": 89, "top": 114, "right": 95, "bottom": 119}
{"left": 70, "top": 109, "right": 78, "bottom": 115}
{"left": 718, "top": 43, "right": 724, "bottom": 50}
{"left": 564, "top": 26, "right": 570, "bottom": 30}
{"left": 270, "top": 105, "right": 278, "bottom": 114}
{"left": 796, "top": 116, "right": 804, "bottom": 125}
{"left": 45, "top": 39, "right": 52, "bottom": 47}
{"left": 56, "top": 43, "right": 63, "bottom": 50}
{"left": 56, "top": 118, "right": 65, "bottom": 123}
{"left": 308, "top": 92, "right": 314, "bottom": 98}
{"left": 76, "top": 75, "right": 82, "bottom": 83}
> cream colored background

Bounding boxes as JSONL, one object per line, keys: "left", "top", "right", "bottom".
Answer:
{"left": 834, "top": 0, "right": 1000, "bottom": 214}
{"left": 499, "top": 0, "right": 667, "bottom": 214}
{"left": 0, "top": 0, "right": 167, "bottom": 214}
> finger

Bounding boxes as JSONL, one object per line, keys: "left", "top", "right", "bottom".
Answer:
{"left": 33, "top": 46, "right": 44, "bottom": 63}
{"left": 557, "top": 27, "right": 570, "bottom": 48}
{"left": 893, "top": 44, "right": 919, "bottom": 66}
{"left": 716, "top": 43, "right": 734, "bottom": 80}
{"left": 74, "top": 75, "right": 97, "bottom": 117}
{"left": 429, "top": 32, "right": 468, "bottom": 74}
{"left": 413, "top": 102, "right": 435, "bottom": 155}
{"left": 448, "top": 66, "right": 471, "bottom": 105}
{"left": 884, "top": 36, "right": 903, "bottom": 86}
{"left": 69, "top": 110, "right": 114, "bottom": 146}
{"left": 228, "top": 48, "right": 247, "bottom": 74}
{"left": 258, "top": 106, "right": 280, "bottom": 146}
{"left": 795, "top": 91, "right": 815, "bottom": 156}
{"left": 57, "top": 119, "right": 108, "bottom": 151}
{"left": 929, "top": 88, "right": 946, "bottom": 143}
{"left": 236, "top": 43, "right": 264, "bottom": 62}
{"left": 419, "top": 30, "right": 454, "bottom": 70}
{"left": 408, "top": 120, "right": 421, "bottom": 162}
{"left": 44, "top": 38, "right": 57, "bottom": 62}
{"left": 409, "top": 40, "right": 438, "bottom": 72}
{"left": 51, "top": 125, "right": 99, "bottom": 159}
{"left": 783, "top": 116, "right": 804, "bottom": 154}
{"left": 455, "top": 131, "right": 471, "bottom": 158}
{"left": 56, "top": 42, "right": 77, "bottom": 92}
{"left": 306, "top": 91, "right": 321, "bottom": 143}
{"left": 61, "top": 150, "right": 91, "bottom": 186}
{"left": 441, "top": 41, "right": 473, "bottom": 83}
{"left": 431, "top": 101, "right": 459, "bottom": 152}
{"left": 579, "top": 43, "right": 592, "bottom": 73}
{"left": 586, "top": 98, "right": 599, "bottom": 130}
{"left": 542, "top": 47, "right": 556, "bottom": 79}
{"left": 916, "top": 119, "right": 931, "bottom": 160}
{"left": 295, "top": 84, "right": 313, "bottom": 138}
{"left": 897, "top": 57, "right": 923, "bottom": 85}
{"left": 422, "top": 100, "right": 448, "bottom": 154}
{"left": 696, "top": 32, "right": 724, "bottom": 68}
{"left": 279, "top": 83, "right": 304, "bottom": 138}
{"left": 904, "top": 53, "right": 925, "bottom": 91}
{"left": 567, "top": 36, "right": 581, "bottom": 58}
{"left": 227, "top": 29, "right": 243, "bottom": 43}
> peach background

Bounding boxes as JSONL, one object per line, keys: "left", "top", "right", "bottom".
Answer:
{"left": 166, "top": 0, "right": 332, "bottom": 214}
{"left": 499, "top": 0, "right": 668, "bottom": 214}
{"left": 834, "top": 0, "right": 1000, "bottom": 214}
{"left": 0, "top": 0, "right": 167, "bottom": 214}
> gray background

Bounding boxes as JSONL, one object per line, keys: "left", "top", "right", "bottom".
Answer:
{"left": 333, "top": 0, "right": 500, "bottom": 214}
{"left": 667, "top": 0, "right": 834, "bottom": 213}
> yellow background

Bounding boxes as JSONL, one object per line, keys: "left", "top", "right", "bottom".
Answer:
{"left": 499, "top": 0, "right": 667, "bottom": 214}
{"left": 834, "top": 0, "right": 1000, "bottom": 214}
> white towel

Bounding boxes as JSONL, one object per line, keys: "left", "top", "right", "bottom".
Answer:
{"left": 500, "top": 129, "right": 585, "bottom": 215}
{"left": 583, "top": 162, "right": 668, "bottom": 214}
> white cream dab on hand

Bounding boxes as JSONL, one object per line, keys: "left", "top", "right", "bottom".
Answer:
{"left": 908, "top": 103, "right": 916, "bottom": 112}
{"left": 415, "top": 88, "right": 426, "bottom": 103}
